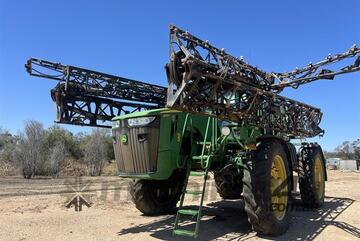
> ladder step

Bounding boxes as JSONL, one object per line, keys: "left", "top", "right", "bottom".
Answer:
{"left": 178, "top": 209, "right": 199, "bottom": 216}
{"left": 196, "top": 141, "right": 212, "bottom": 145}
{"left": 189, "top": 171, "right": 206, "bottom": 176}
{"left": 185, "top": 190, "right": 203, "bottom": 195}
{"left": 173, "top": 229, "right": 196, "bottom": 237}
{"left": 192, "top": 155, "right": 209, "bottom": 160}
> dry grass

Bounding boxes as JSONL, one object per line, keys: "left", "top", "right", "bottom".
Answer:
{"left": 0, "top": 161, "right": 18, "bottom": 176}
{"left": 101, "top": 161, "right": 118, "bottom": 176}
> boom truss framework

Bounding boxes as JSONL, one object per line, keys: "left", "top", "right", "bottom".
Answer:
{"left": 166, "top": 25, "right": 360, "bottom": 138}
{"left": 26, "top": 58, "right": 166, "bottom": 127}
{"left": 25, "top": 25, "right": 359, "bottom": 137}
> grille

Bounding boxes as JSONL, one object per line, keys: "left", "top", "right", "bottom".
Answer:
{"left": 112, "top": 118, "right": 160, "bottom": 174}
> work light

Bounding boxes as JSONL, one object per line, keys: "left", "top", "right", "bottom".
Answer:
{"left": 127, "top": 116, "right": 156, "bottom": 127}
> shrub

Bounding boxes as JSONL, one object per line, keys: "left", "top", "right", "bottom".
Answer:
{"left": 13, "top": 121, "right": 47, "bottom": 178}
{"left": 84, "top": 129, "right": 108, "bottom": 176}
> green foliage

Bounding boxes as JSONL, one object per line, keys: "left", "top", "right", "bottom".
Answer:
{"left": 43, "top": 125, "right": 115, "bottom": 162}
{"left": 0, "top": 128, "right": 18, "bottom": 175}
{"left": 45, "top": 125, "right": 80, "bottom": 159}
{"left": 0, "top": 128, "right": 16, "bottom": 163}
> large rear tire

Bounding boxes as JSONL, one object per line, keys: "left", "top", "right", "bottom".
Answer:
{"left": 243, "top": 141, "right": 291, "bottom": 236}
{"left": 299, "top": 144, "right": 325, "bottom": 208}
{"left": 129, "top": 171, "right": 185, "bottom": 215}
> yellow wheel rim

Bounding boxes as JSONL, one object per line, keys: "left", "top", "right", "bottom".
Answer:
{"left": 271, "top": 155, "right": 288, "bottom": 220}
{"left": 314, "top": 157, "right": 325, "bottom": 200}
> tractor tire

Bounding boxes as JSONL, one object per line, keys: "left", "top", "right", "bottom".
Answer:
{"left": 242, "top": 141, "right": 291, "bottom": 236}
{"left": 298, "top": 145, "right": 325, "bottom": 208}
{"left": 129, "top": 170, "right": 185, "bottom": 215}
{"left": 214, "top": 164, "right": 243, "bottom": 199}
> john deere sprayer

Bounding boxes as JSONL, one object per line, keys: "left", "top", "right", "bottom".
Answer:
{"left": 26, "top": 25, "right": 360, "bottom": 238}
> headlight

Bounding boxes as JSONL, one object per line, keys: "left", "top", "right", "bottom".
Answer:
{"left": 112, "top": 120, "right": 120, "bottom": 129}
{"left": 127, "top": 116, "right": 156, "bottom": 127}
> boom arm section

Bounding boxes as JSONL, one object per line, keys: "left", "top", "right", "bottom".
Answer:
{"left": 166, "top": 25, "right": 359, "bottom": 94}
{"left": 273, "top": 45, "right": 360, "bottom": 91}
{"left": 26, "top": 58, "right": 166, "bottom": 127}
{"left": 166, "top": 25, "right": 359, "bottom": 138}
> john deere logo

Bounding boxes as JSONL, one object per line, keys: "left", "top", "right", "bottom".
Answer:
{"left": 121, "top": 134, "right": 128, "bottom": 144}
{"left": 176, "top": 132, "right": 181, "bottom": 143}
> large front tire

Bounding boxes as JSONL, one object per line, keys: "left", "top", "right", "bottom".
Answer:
{"left": 129, "top": 171, "right": 185, "bottom": 215}
{"left": 243, "top": 141, "right": 291, "bottom": 236}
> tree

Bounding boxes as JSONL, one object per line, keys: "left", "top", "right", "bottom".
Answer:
{"left": 73, "top": 132, "right": 91, "bottom": 160}
{"left": 84, "top": 129, "right": 108, "bottom": 176}
{"left": 45, "top": 125, "right": 80, "bottom": 159}
{"left": 13, "top": 121, "right": 47, "bottom": 178}
{"left": 0, "top": 127, "right": 9, "bottom": 150}
{"left": 105, "top": 133, "right": 115, "bottom": 161}
{"left": 0, "top": 128, "right": 16, "bottom": 163}
{"left": 0, "top": 128, "right": 17, "bottom": 175}
{"left": 355, "top": 148, "right": 360, "bottom": 160}
{"left": 46, "top": 141, "right": 68, "bottom": 177}
{"left": 335, "top": 141, "right": 355, "bottom": 160}
{"left": 353, "top": 139, "right": 360, "bottom": 160}
{"left": 2, "top": 121, "right": 116, "bottom": 178}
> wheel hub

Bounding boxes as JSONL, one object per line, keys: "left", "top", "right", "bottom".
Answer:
{"left": 314, "top": 157, "right": 325, "bottom": 200}
{"left": 271, "top": 155, "right": 288, "bottom": 220}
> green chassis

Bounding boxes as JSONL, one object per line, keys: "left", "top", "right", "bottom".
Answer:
{"left": 112, "top": 108, "right": 271, "bottom": 180}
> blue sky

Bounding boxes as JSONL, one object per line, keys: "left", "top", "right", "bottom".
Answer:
{"left": 0, "top": 0, "right": 359, "bottom": 151}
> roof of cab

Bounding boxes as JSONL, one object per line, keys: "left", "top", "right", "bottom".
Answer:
{"left": 112, "top": 108, "right": 169, "bottom": 121}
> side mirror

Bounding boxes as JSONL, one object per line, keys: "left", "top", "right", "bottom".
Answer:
{"left": 221, "top": 126, "right": 231, "bottom": 136}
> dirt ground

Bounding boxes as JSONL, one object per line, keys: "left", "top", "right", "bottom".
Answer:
{"left": 0, "top": 170, "right": 359, "bottom": 241}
